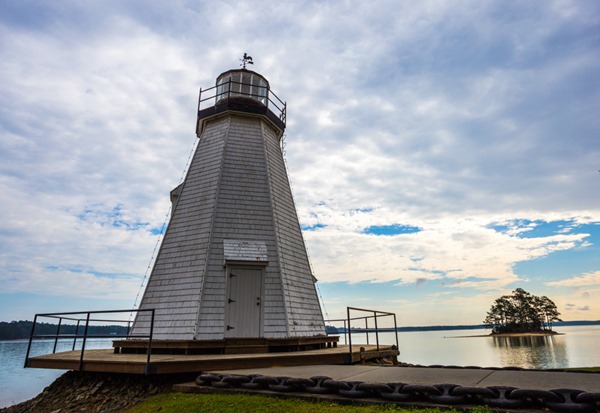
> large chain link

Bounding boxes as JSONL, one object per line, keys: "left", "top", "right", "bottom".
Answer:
{"left": 195, "top": 373, "right": 600, "bottom": 412}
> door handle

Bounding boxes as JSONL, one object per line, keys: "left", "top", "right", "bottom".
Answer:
{"left": 228, "top": 298, "right": 236, "bottom": 304}
{"left": 227, "top": 325, "right": 234, "bottom": 331}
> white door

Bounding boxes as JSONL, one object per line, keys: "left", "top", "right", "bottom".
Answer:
{"left": 225, "top": 268, "right": 263, "bottom": 337}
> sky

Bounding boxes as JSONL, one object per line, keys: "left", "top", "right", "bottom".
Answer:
{"left": 1, "top": 0, "right": 599, "bottom": 327}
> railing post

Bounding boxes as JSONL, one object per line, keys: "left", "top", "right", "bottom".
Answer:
{"left": 374, "top": 311, "right": 380, "bottom": 350}
{"left": 265, "top": 87, "right": 270, "bottom": 109}
{"left": 393, "top": 313, "right": 399, "bottom": 350}
{"left": 144, "top": 309, "right": 154, "bottom": 375}
{"left": 282, "top": 102, "right": 287, "bottom": 123}
{"left": 365, "top": 317, "right": 369, "bottom": 345}
{"left": 78, "top": 312, "right": 91, "bottom": 371}
{"left": 52, "top": 317, "right": 63, "bottom": 353}
{"left": 347, "top": 307, "right": 352, "bottom": 356}
{"left": 24, "top": 315, "right": 38, "bottom": 368}
{"left": 72, "top": 319, "right": 81, "bottom": 351}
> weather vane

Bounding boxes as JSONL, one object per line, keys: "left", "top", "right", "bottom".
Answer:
{"left": 240, "top": 53, "right": 254, "bottom": 69}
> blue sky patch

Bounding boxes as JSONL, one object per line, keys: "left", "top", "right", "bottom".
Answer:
{"left": 363, "top": 224, "right": 422, "bottom": 236}
{"left": 78, "top": 203, "right": 157, "bottom": 233}
{"left": 488, "top": 219, "right": 583, "bottom": 238}
{"left": 150, "top": 226, "right": 166, "bottom": 235}
{"left": 515, "top": 225, "right": 600, "bottom": 282}
{"left": 351, "top": 207, "right": 374, "bottom": 213}
{"left": 407, "top": 267, "right": 446, "bottom": 276}
{"left": 518, "top": 220, "right": 576, "bottom": 238}
{"left": 45, "top": 265, "right": 138, "bottom": 279}
{"left": 301, "top": 223, "right": 326, "bottom": 231}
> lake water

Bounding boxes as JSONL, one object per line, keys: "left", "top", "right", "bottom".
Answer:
{"left": 0, "top": 338, "right": 115, "bottom": 408}
{"left": 350, "top": 325, "right": 600, "bottom": 369}
{"left": 1, "top": 325, "right": 599, "bottom": 408}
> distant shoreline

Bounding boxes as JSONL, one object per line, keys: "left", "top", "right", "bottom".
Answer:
{"left": 2, "top": 320, "right": 598, "bottom": 340}
{"left": 324, "top": 320, "right": 600, "bottom": 335}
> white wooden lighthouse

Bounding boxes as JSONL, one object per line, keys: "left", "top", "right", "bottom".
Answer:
{"left": 132, "top": 60, "right": 326, "bottom": 343}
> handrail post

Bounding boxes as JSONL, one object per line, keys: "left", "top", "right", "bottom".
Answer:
{"left": 266, "top": 86, "right": 270, "bottom": 109}
{"left": 78, "top": 312, "right": 91, "bottom": 371}
{"left": 282, "top": 102, "right": 286, "bottom": 123}
{"left": 393, "top": 313, "right": 399, "bottom": 350}
{"left": 52, "top": 317, "right": 63, "bottom": 353}
{"left": 365, "top": 317, "right": 369, "bottom": 345}
{"left": 144, "top": 309, "right": 154, "bottom": 375}
{"left": 347, "top": 307, "right": 352, "bottom": 356}
{"left": 24, "top": 315, "right": 38, "bottom": 368}
{"left": 72, "top": 319, "right": 81, "bottom": 351}
{"left": 374, "top": 311, "right": 380, "bottom": 350}
{"left": 198, "top": 87, "right": 203, "bottom": 126}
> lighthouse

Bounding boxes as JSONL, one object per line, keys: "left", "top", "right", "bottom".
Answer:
{"left": 132, "top": 59, "right": 326, "bottom": 343}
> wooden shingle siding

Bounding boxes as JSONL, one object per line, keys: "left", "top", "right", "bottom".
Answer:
{"left": 132, "top": 117, "right": 229, "bottom": 339}
{"left": 262, "top": 122, "right": 326, "bottom": 336}
{"left": 196, "top": 115, "right": 285, "bottom": 339}
{"left": 133, "top": 86, "right": 325, "bottom": 340}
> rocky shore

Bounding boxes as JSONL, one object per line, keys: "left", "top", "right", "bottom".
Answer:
{"left": 0, "top": 371, "right": 196, "bottom": 413}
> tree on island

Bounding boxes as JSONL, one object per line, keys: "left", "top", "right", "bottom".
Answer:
{"left": 483, "top": 288, "right": 562, "bottom": 334}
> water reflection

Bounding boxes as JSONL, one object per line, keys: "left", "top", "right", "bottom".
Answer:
{"left": 490, "top": 335, "right": 569, "bottom": 369}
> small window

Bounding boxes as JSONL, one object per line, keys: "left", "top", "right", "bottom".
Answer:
{"left": 216, "top": 74, "right": 231, "bottom": 102}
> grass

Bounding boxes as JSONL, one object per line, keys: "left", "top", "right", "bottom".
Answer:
{"left": 565, "top": 367, "right": 600, "bottom": 372}
{"left": 124, "top": 392, "right": 493, "bottom": 413}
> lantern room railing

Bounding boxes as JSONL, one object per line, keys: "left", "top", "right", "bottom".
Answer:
{"left": 197, "top": 78, "right": 286, "bottom": 127}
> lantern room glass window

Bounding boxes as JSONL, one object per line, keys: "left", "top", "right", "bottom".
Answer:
{"left": 216, "top": 71, "right": 268, "bottom": 106}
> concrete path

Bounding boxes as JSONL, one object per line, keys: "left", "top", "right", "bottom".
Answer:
{"left": 211, "top": 365, "right": 600, "bottom": 393}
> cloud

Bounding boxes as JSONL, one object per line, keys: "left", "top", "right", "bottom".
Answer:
{"left": 415, "top": 278, "right": 427, "bottom": 287}
{"left": 0, "top": 0, "right": 599, "bottom": 323}
{"left": 305, "top": 211, "right": 592, "bottom": 289}
{"left": 564, "top": 303, "right": 591, "bottom": 312}
{"left": 546, "top": 271, "right": 600, "bottom": 288}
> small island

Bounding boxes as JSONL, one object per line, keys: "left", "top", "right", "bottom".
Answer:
{"left": 483, "top": 288, "right": 562, "bottom": 336}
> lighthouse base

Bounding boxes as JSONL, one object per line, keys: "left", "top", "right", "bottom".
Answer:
{"left": 112, "top": 336, "right": 339, "bottom": 356}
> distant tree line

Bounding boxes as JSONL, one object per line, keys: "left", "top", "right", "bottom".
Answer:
{"left": 0, "top": 321, "right": 129, "bottom": 340}
{"left": 483, "top": 288, "right": 562, "bottom": 334}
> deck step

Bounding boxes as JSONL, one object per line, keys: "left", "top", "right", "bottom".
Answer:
{"left": 224, "top": 345, "right": 268, "bottom": 354}
{"left": 112, "top": 336, "right": 339, "bottom": 355}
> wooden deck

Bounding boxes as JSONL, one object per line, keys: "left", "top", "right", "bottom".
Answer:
{"left": 26, "top": 345, "right": 399, "bottom": 375}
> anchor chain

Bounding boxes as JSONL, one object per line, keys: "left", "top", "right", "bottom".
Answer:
{"left": 194, "top": 373, "right": 600, "bottom": 412}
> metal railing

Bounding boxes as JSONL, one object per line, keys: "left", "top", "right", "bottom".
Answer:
{"left": 325, "top": 307, "right": 399, "bottom": 355}
{"left": 24, "top": 308, "right": 155, "bottom": 374}
{"left": 197, "top": 78, "right": 287, "bottom": 125}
